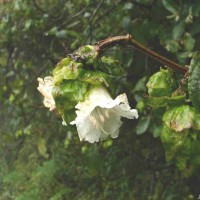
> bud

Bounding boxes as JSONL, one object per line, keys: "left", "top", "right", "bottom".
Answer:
{"left": 163, "top": 105, "right": 200, "bottom": 132}
{"left": 146, "top": 68, "right": 177, "bottom": 97}
{"left": 161, "top": 104, "right": 200, "bottom": 176}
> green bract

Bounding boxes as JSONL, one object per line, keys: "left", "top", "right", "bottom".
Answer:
{"left": 161, "top": 124, "right": 189, "bottom": 161}
{"left": 52, "top": 57, "right": 110, "bottom": 86}
{"left": 161, "top": 104, "right": 200, "bottom": 176}
{"left": 146, "top": 68, "right": 177, "bottom": 97}
{"left": 161, "top": 124, "right": 200, "bottom": 176}
{"left": 52, "top": 80, "right": 89, "bottom": 112}
{"left": 52, "top": 57, "right": 83, "bottom": 84}
{"left": 94, "top": 56, "right": 125, "bottom": 76}
{"left": 163, "top": 105, "right": 200, "bottom": 132}
{"left": 188, "top": 52, "right": 200, "bottom": 112}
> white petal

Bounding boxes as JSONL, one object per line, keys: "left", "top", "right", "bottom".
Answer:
{"left": 71, "top": 86, "right": 138, "bottom": 143}
{"left": 37, "top": 76, "right": 56, "bottom": 111}
{"left": 75, "top": 86, "right": 113, "bottom": 112}
{"left": 71, "top": 111, "right": 102, "bottom": 143}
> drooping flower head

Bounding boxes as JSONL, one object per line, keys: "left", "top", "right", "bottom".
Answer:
{"left": 70, "top": 86, "right": 138, "bottom": 143}
{"left": 37, "top": 45, "right": 139, "bottom": 143}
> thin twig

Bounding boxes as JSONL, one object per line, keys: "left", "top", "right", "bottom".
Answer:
{"left": 95, "top": 34, "right": 187, "bottom": 74}
{"left": 130, "top": 37, "right": 187, "bottom": 74}
{"left": 95, "top": 34, "right": 132, "bottom": 53}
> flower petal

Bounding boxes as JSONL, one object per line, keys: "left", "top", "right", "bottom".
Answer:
{"left": 37, "top": 76, "right": 56, "bottom": 111}
{"left": 75, "top": 86, "right": 112, "bottom": 112}
{"left": 71, "top": 86, "right": 138, "bottom": 143}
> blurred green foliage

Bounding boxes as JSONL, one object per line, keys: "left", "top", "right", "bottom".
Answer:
{"left": 0, "top": 0, "right": 200, "bottom": 199}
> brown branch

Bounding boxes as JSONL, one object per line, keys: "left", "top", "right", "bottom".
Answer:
{"left": 95, "top": 34, "right": 187, "bottom": 74}
{"left": 95, "top": 34, "right": 132, "bottom": 53}
{"left": 130, "top": 37, "right": 187, "bottom": 74}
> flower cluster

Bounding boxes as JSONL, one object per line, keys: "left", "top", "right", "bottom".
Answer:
{"left": 37, "top": 45, "right": 138, "bottom": 143}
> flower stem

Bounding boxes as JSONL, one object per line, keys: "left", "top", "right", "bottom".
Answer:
{"left": 95, "top": 34, "right": 187, "bottom": 74}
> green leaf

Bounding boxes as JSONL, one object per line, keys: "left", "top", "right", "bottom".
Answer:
{"left": 24, "top": 19, "right": 32, "bottom": 31}
{"left": 52, "top": 57, "right": 72, "bottom": 76}
{"left": 47, "top": 26, "right": 58, "bottom": 35}
{"left": 123, "top": 2, "right": 133, "bottom": 10}
{"left": 77, "top": 69, "right": 110, "bottom": 86}
{"left": 188, "top": 52, "right": 200, "bottom": 112}
{"left": 85, "top": 146, "right": 103, "bottom": 177}
{"left": 191, "top": 141, "right": 200, "bottom": 163}
{"left": 175, "top": 156, "right": 192, "bottom": 177}
{"left": 37, "top": 137, "right": 49, "bottom": 159}
{"left": 161, "top": 124, "right": 189, "bottom": 161}
{"left": 193, "top": 2, "right": 200, "bottom": 16}
{"left": 174, "top": 138, "right": 200, "bottom": 177}
{"left": 52, "top": 58, "right": 83, "bottom": 84}
{"left": 172, "top": 21, "right": 185, "bottom": 39}
{"left": 24, "top": 125, "right": 32, "bottom": 135}
{"left": 165, "top": 40, "right": 179, "bottom": 53}
{"left": 133, "top": 76, "right": 147, "bottom": 93}
{"left": 136, "top": 100, "right": 146, "bottom": 113}
{"left": 33, "top": 160, "right": 58, "bottom": 179}
{"left": 50, "top": 188, "right": 73, "bottom": 200}
{"left": 122, "top": 16, "right": 131, "bottom": 32}
{"left": 183, "top": 33, "right": 195, "bottom": 51}
{"left": 177, "top": 52, "right": 193, "bottom": 63}
{"left": 151, "top": 124, "right": 162, "bottom": 138}
{"left": 55, "top": 30, "right": 67, "bottom": 39}
{"left": 146, "top": 68, "right": 177, "bottom": 97}
{"left": 95, "top": 56, "right": 124, "bottom": 76}
{"left": 162, "top": 0, "right": 178, "bottom": 14}
{"left": 136, "top": 115, "right": 151, "bottom": 135}
{"left": 173, "top": 134, "right": 200, "bottom": 176}
{"left": 163, "top": 105, "right": 200, "bottom": 132}
{"left": 67, "top": 21, "right": 80, "bottom": 29}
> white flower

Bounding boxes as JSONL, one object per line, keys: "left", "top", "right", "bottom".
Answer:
{"left": 70, "top": 86, "right": 138, "bottom": 143}
{"left": 37, "top": 76, "right": 56, "bottom": 111}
